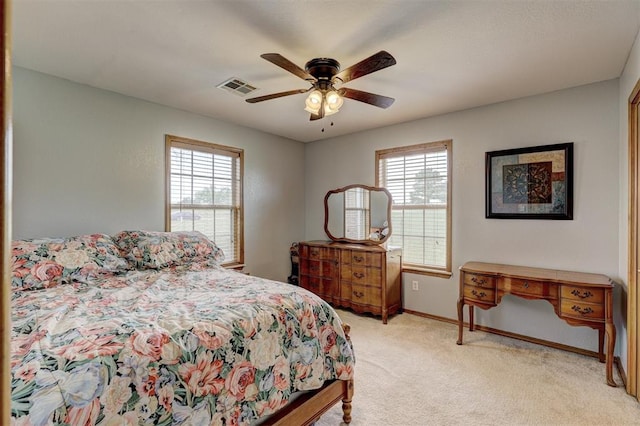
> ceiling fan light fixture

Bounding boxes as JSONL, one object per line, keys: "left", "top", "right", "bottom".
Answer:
{"left": 248, "top": 51, "right": 396, "bottom": 120}
{"left": 324, "top": 90, "right": 343, "bottom": 115}
{"left": 304, "top": 89, "right": 323, "bottom": 114}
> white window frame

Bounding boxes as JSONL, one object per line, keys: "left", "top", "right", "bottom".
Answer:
{"left": 376, "top": 140, "right": 452, "bottom": 278}
{"left": 165, "top": 134, "right": 244, "bottom": 267}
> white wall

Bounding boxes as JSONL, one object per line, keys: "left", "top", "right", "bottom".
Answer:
{"left": 12, "top": 67, "right": 306, "bottom": 281}
{"left": 305, "top": 80, "right": 620, "bottom": 353}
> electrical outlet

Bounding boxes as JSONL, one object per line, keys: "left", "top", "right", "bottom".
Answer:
{"left": 412, "top": 280, "right": 419, "bottom": 291}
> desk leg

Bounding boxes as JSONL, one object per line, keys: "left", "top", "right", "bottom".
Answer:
{"left": 598, "top": 329, "right": 605, "bottom": 363}
{"left": 605, "top": 321, "right": 617, "bottom": 387}
{"left": 468, "top": 305, "right": 474, "bottom": 332}
{"left": 456, "top": 298, "right": 464, "bottom": 345}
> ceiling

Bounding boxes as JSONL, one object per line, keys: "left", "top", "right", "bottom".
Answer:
{"left": 12, "top": 1, "right": 640, "bottom": 143}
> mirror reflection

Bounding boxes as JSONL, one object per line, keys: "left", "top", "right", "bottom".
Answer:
{"left": 324, "top": 184, "right": 392, "bottom": 244}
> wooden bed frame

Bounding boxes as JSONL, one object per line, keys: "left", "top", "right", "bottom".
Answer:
{"left": 265, "top": 324, "right": 354, "bottom": 425}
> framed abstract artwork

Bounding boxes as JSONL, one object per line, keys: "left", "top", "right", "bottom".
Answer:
{"left": 485, "top": 142, "right": 573, "bottom": 219}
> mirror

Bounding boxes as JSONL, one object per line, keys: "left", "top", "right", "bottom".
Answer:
{"left": 324, "top": 184, "right": 392, "bottom": 245}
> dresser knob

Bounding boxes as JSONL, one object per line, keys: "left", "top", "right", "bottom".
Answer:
{"left": 523, "top": 281, "right": 529, "bottom": 288}
{"left": 353, "top": 291, "right": 365, "bottom": 298}
{"left": 354, "top": 256, "right": 364, "bottom": 263}
{"left": 353, "top": 272, "right": 365, "bottom": 279}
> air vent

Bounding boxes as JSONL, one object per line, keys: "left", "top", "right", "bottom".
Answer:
{"left": 217, "top": 77, "right": 258, "bottom": 96}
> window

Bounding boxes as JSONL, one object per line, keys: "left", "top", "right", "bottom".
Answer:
{"left": 165, "top": 135, "right": 244, "bottom": 266}
{"left": 376, "top": 140, "right": 452, "bottom": 277}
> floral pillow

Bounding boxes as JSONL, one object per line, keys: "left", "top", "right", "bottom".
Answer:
{"left": 11, "top": 234, "right": 129, "bottom": 291}
{"left": 112, "top": 230, "right": 225, "bottom": 270}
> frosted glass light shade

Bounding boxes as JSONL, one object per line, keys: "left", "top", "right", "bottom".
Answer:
{"left": 304, "top": 90, "right": 323, "bottom": 114}
{"left": 324, "top": 90, "right": 343, "bottom": 115}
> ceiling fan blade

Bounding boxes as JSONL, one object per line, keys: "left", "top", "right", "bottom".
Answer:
{"left": 334, "top": 51, "right": 396, "bottom": 84}
{"left": 245, "top": 88, "right": 309, "bottom": 103}
{"left": 340, "top": 88, "right": 395, "bottom": 108}
{"left": 261, "top": 53, "right": 315, "bottom": 81}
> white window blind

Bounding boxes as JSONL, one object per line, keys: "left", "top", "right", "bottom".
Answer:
{"left": 166, "top": 135, "right": 243, "bottom": 265}
{"left": 377, "top": 141, "right": 451, "bottom": 273}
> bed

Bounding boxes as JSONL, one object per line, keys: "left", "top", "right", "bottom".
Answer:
{"left": 10, "top": 231, "right": 355, "bottom": 425}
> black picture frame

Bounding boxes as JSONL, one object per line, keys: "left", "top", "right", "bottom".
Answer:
{"left": 485, "top": 142, "right": 573, "bottom": 220}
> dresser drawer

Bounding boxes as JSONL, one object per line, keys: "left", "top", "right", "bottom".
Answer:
{"left": 299, "top": 244, "right": 312, "bottom": 259}
{"left": 350, "top": 284, "right": 382, "bottom": 306}
{"left": 502, "top": 277, "right": 545, "bottom": 297}
{"left": 561, "top": 285, "right": 604, "bottom": 304}
{"left": 350, "top": 251, "right": 383, "bottom": 267}
{"left": 300, "top": 275, "right": 318, "bottom": 292}
{"left": 350, "top": 266, "right": 382, "bottom": 286}
{"left": 301, "top": 245, "right": 339, "bottom": 261}
{"left": 302, "top": 276, "right": 338, "bottom": 298}
{"left": 463, "top": 284, "right": 496, "bottom": 304}
{"left": 321, "top": 260, "right": 338, "bottom": 277}
{"left": 463, "top": 273, "right": 497, "bottom": 289}
{"left": 560, "top": 300, "right": 605, "bottom": 321}
{"left": 300, "top": 259, "right": 318, "bottom": 276}
{"left": 301, "top": 259, "right": 337, "bottom": 276}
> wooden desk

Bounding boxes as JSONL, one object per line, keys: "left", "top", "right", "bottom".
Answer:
{"left": 456, "top": 261, "right": 616, "bottom": 387}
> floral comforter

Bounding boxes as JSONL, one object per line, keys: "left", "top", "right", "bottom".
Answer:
{"left": 11, "top": 265, "right": 355, "bottom": 425}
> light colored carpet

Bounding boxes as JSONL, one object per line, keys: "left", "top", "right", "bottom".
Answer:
{"left": 316, "top": 309, "right": 640, "bottom": 426}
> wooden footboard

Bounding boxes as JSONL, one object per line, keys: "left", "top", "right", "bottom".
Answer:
{"left": 264, "top": 324, "right": 354, "bottom": 425}
{"left": 265, "top": 379, "right": 354, "bottom": 426}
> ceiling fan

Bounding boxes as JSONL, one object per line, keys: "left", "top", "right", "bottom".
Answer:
{"left": 246, "top": 51, "right": 396, "bottom": 121}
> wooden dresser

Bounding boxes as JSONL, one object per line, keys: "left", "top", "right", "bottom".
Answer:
{"left": 298, "top": 241, "right": 402, "bottom": 323}
{"left": 456, "top": 261, "right": 616, "bottom": 386}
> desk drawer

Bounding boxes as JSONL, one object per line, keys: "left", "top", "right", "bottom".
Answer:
{"left": 502, "top": 278, "right": 546, "bottom": 297}
{"left": 463, "top": 273, "right": 497, "bottom": 289}
{"left": 561, "top": 285, "right": 604, "bottom": 304}
{"left": 560, "top": 300, "right": 604, "bottom": 321}
{"left": 463, "top": 284, "right": 496, "bottom": 304}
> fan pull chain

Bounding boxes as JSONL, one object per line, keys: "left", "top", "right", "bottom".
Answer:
{"left": 321, "top": 122, "right": 335, "bottom": 132}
